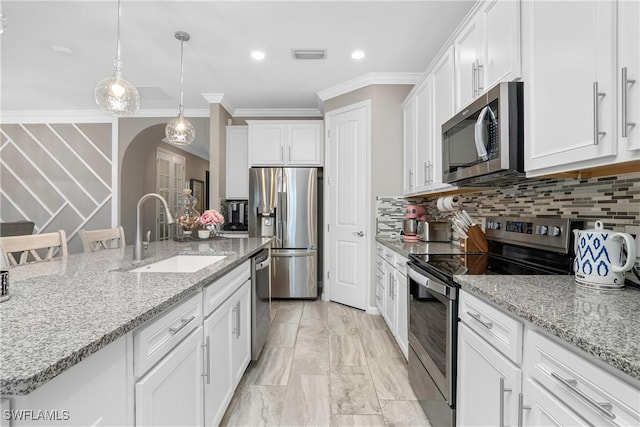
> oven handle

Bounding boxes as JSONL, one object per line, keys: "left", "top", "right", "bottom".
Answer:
{"left": 408, "top": 266, "right": 451, "bottom": 298}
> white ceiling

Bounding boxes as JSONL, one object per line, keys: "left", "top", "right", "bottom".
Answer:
{"left": 0, "top": 0, "right": 475, "bottom": 116}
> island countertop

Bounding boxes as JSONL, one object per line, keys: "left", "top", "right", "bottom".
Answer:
{"left": 456, "top": 275, "right": 640, "bottom": 384}
{"left": 0, "top": 237, "right": 271, "bottom": 395}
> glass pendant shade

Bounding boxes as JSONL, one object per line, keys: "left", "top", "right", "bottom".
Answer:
{"left": 166, "top": 112, "right": 196, "bottom": 145}
{"left": 166, "top": 31, "right": 194, "bottom": 146}
{"left": 94, "top": 0, "right": 140, "bottom": 117}
{"left": 95, "top": 61, "right": 140, "bottom": 117}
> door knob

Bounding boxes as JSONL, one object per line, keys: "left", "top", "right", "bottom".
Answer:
{"left": 352, "top": 231, "right": 364, "bottom": 237}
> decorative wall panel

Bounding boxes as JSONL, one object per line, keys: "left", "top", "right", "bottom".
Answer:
{"left": 0, "top": 122, "right": 114, "bottom": 254}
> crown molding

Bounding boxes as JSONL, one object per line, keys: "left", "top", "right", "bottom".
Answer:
{"left": 135, "top": 108, "right": 210, "bottom": 118}
{"left": 201, "top": 92, "right": 235, "bottom": 116}
{"left": 0, "top": 110, "right": 116, "bottom": 124}
{"left": 233, "top": 108, "right": 323, "bottom": 118}
{"left": 316, "top": 72, "right": 422, "bottom": 102}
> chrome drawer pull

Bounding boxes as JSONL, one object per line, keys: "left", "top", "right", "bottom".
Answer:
{"left": 201, "top": 336, "right": 211, "bottom": 384}
{"left": 593, "top": 81, "right": 607, "bottom": 145}
{"left": 499, "top": 377, "right": 512, "bottom": 427}
{"left": 550, "top": 372, "right": 616, "bottom": 420}
{"left": 467, "top": 311, "right": 493, "bottom": 329}
{"left": 622, "top": 67, "right": 637, "bottom": 137}
{"left": 168, "top": 315, "right": 196, "bottom": 335}
{"left": 518, "top": 393, "right": 530, "bottom": 427}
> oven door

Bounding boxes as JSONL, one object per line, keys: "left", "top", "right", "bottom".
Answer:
{"left": 408, "top": 262, "right": 458, "bottom": 425}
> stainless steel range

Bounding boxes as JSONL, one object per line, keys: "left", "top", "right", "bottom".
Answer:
{"left": 407, "top": 216, "right": 583, "bottom": 426}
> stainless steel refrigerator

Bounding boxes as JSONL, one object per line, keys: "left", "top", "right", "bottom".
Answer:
{"left": 249, "top": 167, "right": 318, "bottom": 298}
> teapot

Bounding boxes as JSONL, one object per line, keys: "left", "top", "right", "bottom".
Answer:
{"left": 573, "top": 221, "right": 636, "bottom": 288}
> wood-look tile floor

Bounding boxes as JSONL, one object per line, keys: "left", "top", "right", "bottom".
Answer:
{"left": 220, "top": 300, "right": 431, "bottom": 427}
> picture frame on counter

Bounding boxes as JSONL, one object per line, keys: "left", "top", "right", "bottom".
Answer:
{"left": 190, "top": 179, "right": 205, "bottom": 213}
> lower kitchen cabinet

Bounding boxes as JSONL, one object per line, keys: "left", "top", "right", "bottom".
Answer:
{"left": 135, "top": 327, "right": 204, "bottom": 426}
{"left": 521, "top": 377, "right": 593, "bottom": 426}
{"left": 457, "top": 323, "right": 521, "bottom": 427}
{"left": 204, "top": 280, "right": 251, "bottom": 427}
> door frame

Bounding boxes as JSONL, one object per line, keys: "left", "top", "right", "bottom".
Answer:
{"left": 323, "top": 100, "right": 374, "bottom": 312}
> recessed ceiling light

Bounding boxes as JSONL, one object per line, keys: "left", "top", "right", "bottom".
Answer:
{"left": 251, "top": 50, "right": 265, "bottom": 61}
{"left": 351, "top": 50, "right": 365, "bottom": 60}
{"left": 51, "top": 45, "right": 74, "bottom": 55}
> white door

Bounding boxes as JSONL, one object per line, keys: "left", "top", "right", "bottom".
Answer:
{"left": 483, "top": 0, "right": 521, "bottom": 90}
{"left": 156, "top": 148, "right": 185, "bottom": 241}
{"left": 454, "top": 15, "right": 482, "bottom": 110}
{"left": 287, "top": 122, "right": 323, "bottom": 166}
{"left": 403, "top": 95, "right": 417, "bottom": 195}
{"left": 203, "top": 302, "right": 233, "bottom": 427}
{"left": 230, "top": 281, "right": 251, "bottom": 388}
{"left": 225, "top": 126, "right": 249, "bottom": 199}
{"left": 325, "top": 101, "right": 370, "bottom": 310}
{"left": 522, "top": 378, "right": 591, "bottom": 427}
{"left": 619, "top": 0, "right": 640, "bottom": 152}
{"left": 383, "top": 261, "right": 396, "bottom": 334}
{"left": 414, "top": 78, "right": 433, "bottom": 193}
{"left": 431, "top": 46, "right": 457, "bottom": 191}
{"left": 248, "top": 123, "right": 286, "bottom": 166}
{"left": 135, "top": 327, "right": 204, "bottom": 427}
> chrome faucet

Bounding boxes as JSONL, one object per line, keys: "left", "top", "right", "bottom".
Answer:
{"left": 134, "top": 193, "right": 175, "bottom": 260}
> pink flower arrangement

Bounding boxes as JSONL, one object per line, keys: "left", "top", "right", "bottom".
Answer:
{"left": 199, "top": 209, "right": 224, "bottom": 228}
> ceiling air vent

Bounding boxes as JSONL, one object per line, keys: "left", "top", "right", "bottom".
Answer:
{"left": 292, "top": 49, "right": 327, "bottom": 60}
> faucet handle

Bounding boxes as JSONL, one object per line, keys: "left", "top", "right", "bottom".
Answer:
{"left": 143, "top": 230, "right": 151, "bottom": 250}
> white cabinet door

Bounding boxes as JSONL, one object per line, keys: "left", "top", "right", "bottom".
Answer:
{"left": 618, "top": 0, "right": 640, "bottom": 152}
{"left": 225, "top": 126, "right": 249, "bottom": 199}
{"left": 454, "top": 15, "right": 482, "bottom": 110}
{"left": 230, "top": 280, "right": 251, "bottom": 389}
{"left": 248, "top": 123, "right": 286, "bottom": 166}
{"left": 457, "top": 323, "right": 521, "bottom": 427}
{"left": 287, "top": 122, "right": 323, "bottom": 166}
{"left": 431, "top": 46, "right": 458, "bottom": 192}
{"left": 203, "top": 301, "right": 234, "bottom": 427}
{"left": 523, "top": 0, "right": 616, "bottom": 175}
{"left": 403, "top": 95, "right": 417, "bottom": 195}
{"left": 482, "top": 0, "right": 521, "bottom": 90}
{"left": 135, "top": 327, "right": 204, "bottom": 427}
{"left": 383, "top": 261, "right": 396, "bottom": 335}
{"left": 522, "top": 378, "right": 591, "bottom": 427}
{"left": 395, "top": 267, "right": 408, "bottom": 360}
{"left": 414, "top": 78, "right": 433, "bottom": 193}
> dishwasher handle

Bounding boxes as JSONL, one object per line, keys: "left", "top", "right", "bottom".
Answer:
{"left": 255, "top": 249, "right": 271, "bottom": 271}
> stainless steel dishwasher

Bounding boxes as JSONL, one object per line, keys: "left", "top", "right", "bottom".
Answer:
{"left": 251, "top": 248, "right": 271, "bottom": 360}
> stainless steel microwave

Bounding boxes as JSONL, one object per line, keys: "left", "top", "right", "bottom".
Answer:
{"left": 442, "top": 82, "right": 524, "bottom": 187}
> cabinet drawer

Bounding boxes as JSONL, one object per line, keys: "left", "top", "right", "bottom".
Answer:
{"left": 375, "top": 243, "right": 385, "bottom": 257}
{"left": 134, "top": 293, "right": 202, "bottom": 377}
{"left": 375, "top": 255, "right": 385, "bottom": 273}
{"left": 525, "top": 329, "right": 640, "bottom": 426}
{"left": 459, "top": 290, "right": 523, "bottom": 364}
{"left": 395, "top": 254, "right": 408, "bottom": 277}
{"left": 203, "top": 261, "right": 251, "bottom": 317}
{"left": 383, "top": 247, "right": 395, "bottom": 264}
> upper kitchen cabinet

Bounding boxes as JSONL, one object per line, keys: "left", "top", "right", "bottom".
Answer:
{"left": 619, "top": 0, "right": 640, "bottom": 153}
{"left": 523, "top": 1, "right": 628, "bottom": 176}
{"left": 403, "top": 94, "right": 418, "bottom": 194}
{"left": 247, "top": 121, "right": 324, "bottom": 167}
{"left": 226, "top": 126, "right": 249, "bottom": 199}
{"left": 454, "top": 0, "right": 521, "bottom": 111}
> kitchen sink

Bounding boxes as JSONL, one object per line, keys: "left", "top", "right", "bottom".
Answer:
{"left": 129, "top": 255, "right": 227, "bottom": 273}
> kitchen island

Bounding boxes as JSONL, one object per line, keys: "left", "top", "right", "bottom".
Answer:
{"left": 0, "top": 237, "right": 271, "bottom": 396}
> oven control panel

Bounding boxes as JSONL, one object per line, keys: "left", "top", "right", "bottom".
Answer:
{"left": 484, "top": 216, "right": 583, "bottom": 254}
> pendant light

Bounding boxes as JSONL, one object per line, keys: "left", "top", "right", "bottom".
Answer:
{"left": 165, "top": 31, "right": 195, "bottom": 146}
{"left": 94, "top": 0, "right": 140, "bottom": 116}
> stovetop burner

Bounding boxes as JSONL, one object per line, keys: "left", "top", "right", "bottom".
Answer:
{"left": 408, "top": 216, "right": 583, "bottom": 284}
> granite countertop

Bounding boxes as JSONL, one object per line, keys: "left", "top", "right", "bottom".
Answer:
{"left": 375, "top": 236, "right": 460, "bottom": 257}
{"left": 0, "top": 237, "right": 271, "bottom": 396}
{"left": 456, "top": 275, "right": 640, "bottom": 383}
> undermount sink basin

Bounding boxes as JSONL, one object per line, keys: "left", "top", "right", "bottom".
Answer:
{"left": 130, "top": 255, "right": 227, "bottom": 273}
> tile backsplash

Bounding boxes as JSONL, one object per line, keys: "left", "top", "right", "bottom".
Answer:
{"left": 376, "top": 171, "right": 640, "bottom": 236}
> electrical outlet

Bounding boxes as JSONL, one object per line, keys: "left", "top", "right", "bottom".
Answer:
{"left": 624, "top": 225, "right": 640, "bottom": 263}
{"left": 478, "top": 217, "right": 487, "bottom": 232}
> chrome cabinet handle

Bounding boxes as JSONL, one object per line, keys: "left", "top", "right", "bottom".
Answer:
{"left": 518, "top": 393, "right": 530, "bottom": 427}
{"left": 409, "top": 169, "right": 414, "bottom": 189}
{"left": 168, "top": 315, "right": 196, "bottom": 335}
{"left": 476, "top": 60, "right": 484, "bottom": 94}
{"left": 202, "top": 336, "right": 211, "bottom": 384}
{"left": 281, "top": 144, "right": 284, "bottom": 161}
{"left": 622, "top": 67, "right": 637, "bottom": 137}
{"left": 232, "top": 304, "right": 239, "bottom": 337}
{"left": 593, "top": 81, "right": 607, "bottom": 145}
{"left": 466, "top": 311, "right": 493, "bottom": 329}
{"left": 472, "top": 62, "right": 477, "bottom": 97}
{"left": 288, "top": 144, "right": 292, "bottom": 161}
{"left": 236, "top": 301, "right": 241, "bottom": 339}
{"left": 499, "top": 377, "right": 512, "bottom": 427}
{"left": 550, "top": 371, "right": 616, "bottom": 420}
{"left": 352, "top": 231, "right": 364, "bottom": 237}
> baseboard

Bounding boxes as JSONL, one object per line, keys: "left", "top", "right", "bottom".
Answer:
{"left": 365, "top": 306, "right": 380, "bottom": 315}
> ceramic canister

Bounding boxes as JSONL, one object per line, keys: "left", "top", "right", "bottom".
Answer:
{"left": 573, "top": 221, "right": 637, "bottom": 288}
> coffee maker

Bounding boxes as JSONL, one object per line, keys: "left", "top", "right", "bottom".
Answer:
{"left": 403, "top": 204, "right": 426, "bottom": 242}
{"left": 223, "top": 201, "right": 248, "bottom": 231}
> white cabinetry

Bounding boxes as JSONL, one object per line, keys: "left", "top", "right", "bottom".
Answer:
{"left": 618, "top": 0, "right": 640, "bottom": 153}
{"left": 457, "top": 290, "right": 640, "bottom": 427}
{"left": 203, "top": 273, "right": 251, "bottom": 427}
{"left": 225, "top": 126, "right": 249, "bottom": 199}
{"left": 457, "top": 290, "right": 523, "bottom": 427}
{"left": 454, "top": 0, "right": 521, "bottom": 110}
{"left": 135, "top": 327, "right": 204, "bottom": 426}
{"left": 247, "top": 121, "right": 323, "bottom": 167}
{"left": 523, "top": 1, "right": 622, "bottom": 175}
{"left": 403, "top": 95, "right": 418, "bottom": 194}
{"left": 376, "top": 243, "right": 409, "bottom": 360}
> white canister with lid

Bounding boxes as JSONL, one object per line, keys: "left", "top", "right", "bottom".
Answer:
{"left": 573, "top": 220, "right": 636, "bottom": 289}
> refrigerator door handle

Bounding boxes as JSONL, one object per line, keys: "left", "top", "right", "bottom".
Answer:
{"left": 271, "top": 249, "right": 315, "bottom": 257}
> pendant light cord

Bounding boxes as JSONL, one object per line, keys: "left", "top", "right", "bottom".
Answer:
{"left": 179, "top": 38, "right": 185, "bottom": 114}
